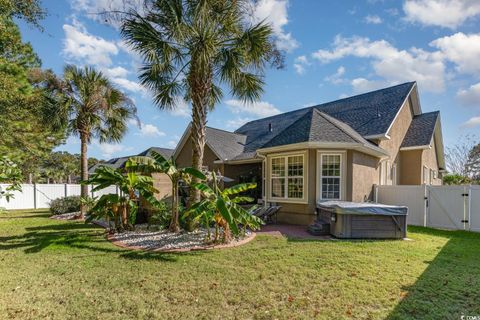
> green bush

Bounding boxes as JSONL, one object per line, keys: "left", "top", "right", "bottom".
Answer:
{"left": 49, "top": 196, "right": 82, "bottom": 215}
{"left": 148, "top": 200, "right": 171, "bottom": 229}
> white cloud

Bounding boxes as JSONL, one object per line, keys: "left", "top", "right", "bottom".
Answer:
{"left": 351, "top": 78, "right": 387, "bottom": 94}
{"left": 225, "top": 99, "right": 281, "bottom": 117}
{"left": 364, "top": 14, "right": 383, "bottom": 24}
{"left": 102, "top": 66, "right": 128, "bottom": 78}
{"left": 457, "top": 83, "right": 480, "bottom": 107}
{"left": 312, "top": 35, "right": 445, "bottom": 93}
{"left": 430, "top": 33, "right": 480, "bottom": 76}
{"left": 96, "top": 142, "right": 132, "bottom": 158}
{"left": 250, "top": 0, "right": 298, "bottom": 52}
{"left": 324, "top": 66, "right": 346, "bottom": 84}
{"left": 70, "top": 0, "right": 144, "bottom": 27}
{"left": 168, "top": 97, "right": 191, "bottom": 117}
{"left": 403, "top": 0, "right": 480, "bottom": 29}
{"left": 110, "top": 77, "right": 145, "bottom": 94}
{"left": 226, "top": 117, "right": 253, "bottom": 129}
{"left": 462, "top": 116, "right": 480, "bottom": 128}
{"left": 293, "top": 55, "right": 310, "bottom": 75}
{"left": 62, "top": 22, "right": 118, "bottom": 66}
{"left": 138, "top": 124, "right": 166, "bottom": 137}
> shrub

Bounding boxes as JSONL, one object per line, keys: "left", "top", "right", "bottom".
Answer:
{"left": 49, "top": 196, "right": 82, "bottom": 215}
{"left": 148, "top": 200, "right": 172, "bottom": 229}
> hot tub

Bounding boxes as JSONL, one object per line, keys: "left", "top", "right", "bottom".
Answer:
{"left": 316, "top": 201, "right": 408, "bottom": 239}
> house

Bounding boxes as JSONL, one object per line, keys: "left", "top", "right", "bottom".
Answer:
{"left": 89, "top": 147, "right": 174, "bottom": 200}
{"left": 173, "top": 82, "right": 445, "bottom": 225}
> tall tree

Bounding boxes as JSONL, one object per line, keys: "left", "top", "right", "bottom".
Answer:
{"left": 0, "top": 0, "right": 64, "bottom": 179}
{"left": 466, "top": 144, "right": 480, "bottom": 181}
{"left": 43, "top": 65, "right": 138, "bottom": 218}
{"left": 121, "top": 0, "right": 282, "bottom": 204}
{"left": 445, "top": 135, "right": 479, "bottom": 177}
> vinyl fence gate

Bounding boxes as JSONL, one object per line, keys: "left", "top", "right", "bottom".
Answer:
{"left": 375, "top": 185, "right": 480, "bottom": 232}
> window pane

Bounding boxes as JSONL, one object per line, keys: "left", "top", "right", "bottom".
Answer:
{"left": 322, "top": 177, "right": 340, "bottom": 199}
{"left": 288, "top": 178, "right": 303, "bottom": 198}
{"left": 271, "top": 178, "right": 285, "bottom": 197}
{"left": 272, "top": 158, "right": 285, "bottom": 177}
{"left": 288, "top": 155, "right": 303, "bottom": 176}
{"left": 322, "top": 155, "right": 340, "bottom": 177}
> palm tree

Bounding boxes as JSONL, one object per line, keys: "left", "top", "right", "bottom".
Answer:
{"left": 121, "top": 0, "right": 281, "bottom": 204}
{"left": 128, "top": 151, "right": 206, "bottom": 232}
{"left": 44, "top": 65, "right": 137, "bottom": 218}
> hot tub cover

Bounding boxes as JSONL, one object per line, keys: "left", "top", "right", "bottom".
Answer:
{"left": 317, "top": 201, "right": 408, "bottom": 216}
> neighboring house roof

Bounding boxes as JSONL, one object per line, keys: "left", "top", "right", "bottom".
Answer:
{"left": 137, "top": 147, "right": 174, "bottom": 159}
{"left": 401, "top": 111, "right": 440, "bottom": 148}
{"left": 88, "top": 147, "right": 174, "bottom": 174}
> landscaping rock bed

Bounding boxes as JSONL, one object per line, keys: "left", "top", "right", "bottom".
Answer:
{"left": 50, "top": 212, "right": 82, "bottom": 220}
{"left": 109, "top": 224, "right": 255, "bottom": 252}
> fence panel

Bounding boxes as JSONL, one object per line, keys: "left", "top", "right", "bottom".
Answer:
{"left": 470, "top": 185, "right": 480, "bottom": 232}
{"left": 0, "top": 184, "right": 35, "bottom": 210}
{"left": 92, "top": 186, "right": 118, "bottom": 198}
{"left": 427, "top": 186, "right": 467, "bottom": 230}
{"left": 66, "top": 184, "right": 81, "bottom": 196}
{"left": 376, "top": 185, "right": 427, "bottom": 226}
{"left": 0, "top": 183, "right": 119, "bottom": 210}
{"left": 35, "top": 184, "right": 67, "bottom": 208}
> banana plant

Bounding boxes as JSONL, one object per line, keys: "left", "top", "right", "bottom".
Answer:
{"left": 186, "top": 171, "right": 263, "bottom": 243}
{"left": 127, "top": 151, "right": 206, "bottom": 233}
{"left": 84, "top": 161, "right": 157, "bottom": 232}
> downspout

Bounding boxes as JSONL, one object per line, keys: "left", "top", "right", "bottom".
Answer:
{"left": 256, "top": 152, "right": 267, "bottom": 208}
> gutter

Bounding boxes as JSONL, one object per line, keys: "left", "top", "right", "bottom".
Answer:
{"left": 399, "top": 145, "right": 431, "bottom": 151}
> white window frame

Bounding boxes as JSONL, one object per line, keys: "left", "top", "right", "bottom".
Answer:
{"left": 317, "top": 152, "right": 345, "bottom": 201}
{"left": 267, "top": 151, "right": 307, "bottom": 203}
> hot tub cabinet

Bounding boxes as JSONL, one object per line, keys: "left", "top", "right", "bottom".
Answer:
{"left": 316, "top": 201, "right": 408, "bottom": 239}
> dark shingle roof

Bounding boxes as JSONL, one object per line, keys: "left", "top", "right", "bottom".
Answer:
{"left": 236, "top": 82, "right": 415, "bottom": 152}
{"left": 401, "top": 111, "right": 439, "bottom": 148}
{"left": 263, "top": 109, "right": 366, "bottom": 148}
{"left": 137, "top": 147, "right": 174, "bottom": 159}
{"left": 205, "top": 127, "right": 247, "bottom": 161}
{"left": 88, "top": 147, "right": 174, "bottom": 174}
{"left": 197, "top": 82, "right": 417, "bottom": 161}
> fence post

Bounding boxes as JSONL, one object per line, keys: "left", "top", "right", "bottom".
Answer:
{"left": 423, "top": 185, "right": 428, "bottom": 227}
{"left": 468, "top": 185, "right": 472, "bottom": 231}
{"left": 64, "top": 183, "right": 68, "bottom": 197}
{"left": 33, "top": 183, "right": 37, "bottom": 210}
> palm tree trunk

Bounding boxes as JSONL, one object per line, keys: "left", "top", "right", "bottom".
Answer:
{"left": 169, "top": 181, "right": 180, "bottom": 233}
{"left": 190, "top": 101, "right": 207, "bottom": 205}
{"left": 79, "top": 133, "right": 89, "bottom": 219}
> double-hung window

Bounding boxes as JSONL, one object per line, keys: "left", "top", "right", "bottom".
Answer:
{"left": 320, "top": 154, "right": 342, "bottom": 200}
{"left": 270, "top": 154, "right": 305, "bottom": 200}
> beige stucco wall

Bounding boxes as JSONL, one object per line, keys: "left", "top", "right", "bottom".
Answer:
{"left": 378, "top": 98, "right": 414, "bottom": 180}
{"left": 349, "top": 151, "right": 379, "bottom": 202}
{"left": 175, "top": 137, "right": 223, "bottom": 173}
{"left": 152, "top": 173, "right": 172, "bottom": 200}
{"left": 399, "top": 150, "right": 422, "bottom": 185}
{"left": 422, "top": 138, "right": 442, "bottom": 185}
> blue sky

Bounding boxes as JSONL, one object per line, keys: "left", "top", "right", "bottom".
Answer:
{"left": 19, "top": 0, "right": 480, "bottom": 160}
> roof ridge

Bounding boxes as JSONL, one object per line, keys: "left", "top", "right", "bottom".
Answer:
{"left": 314, "top": 110, "right": 363, "bottom": 143}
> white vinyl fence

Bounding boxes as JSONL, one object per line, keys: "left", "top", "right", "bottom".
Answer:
{"left": 0, "top": 184, "right": 119, "bottom": 210}
{"left": 375, "top": 185, "right": 480, "bottom": 232}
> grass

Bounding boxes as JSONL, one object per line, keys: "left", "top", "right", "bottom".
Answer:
{"left": 0, "top": 210, "right": 479, "bottom": 320}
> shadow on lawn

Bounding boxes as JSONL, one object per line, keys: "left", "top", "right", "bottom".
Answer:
{"left": 0, "top": 215, "right": 197, "bottom": 262}
{"left": 387, "top": 227, "right": 480, "bottom": 319}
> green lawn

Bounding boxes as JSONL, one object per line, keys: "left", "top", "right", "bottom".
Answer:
{"left": 1, "top": 210, "right": 479, "bottom": 320}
